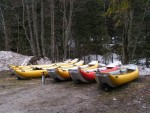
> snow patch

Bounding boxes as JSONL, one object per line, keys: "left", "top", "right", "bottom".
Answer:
{"left": 82, "top": 54, "right": 150, "bottom": 76}
{"left": 0, "top": 51, "right": 150, "bottom": 76}
{"left": 0, "top": 51, "right": 51, "bottom": 71}
{"left": 83, "top": 53, "right": 120, "bottom": 64}
{"left": 82, "top": 55, "right": 103, "bottom": 63}
{"left": 37, "top": 57, "right": 51, "bottom": 64}
{"left": 139, "top": 66, "right": 150, "bottom": 76}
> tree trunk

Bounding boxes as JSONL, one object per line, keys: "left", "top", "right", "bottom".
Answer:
{"left": 145, "top": 14, "right": 150, "bottom": 68}
{"left": 122, "top": 35, "right": 129, "bottom": 64}
{"left": 145, "top": 34, "right": 149, "bottom": 67}
{"left": 31, "top": 0, "right": 41, "bottom": 56}
{"left": 50, "top": 0, "right": 55, "bottom": 62}
{"left": 26, "top": 0, "right": 36, "bottom": 55}
{"left": 62, "top": 0, "right": 67, "bottom": 60}
{"left": 122, "top": 11, "right": 132, "bottom": 64}
{"left": 16, "top": 14, "right": 20, "bottom": 53}
{"left": 22, "top": 0, "right": 30, "bottom": 46}
{"left": 63, "top": 0, "right": 74, "bottom": 60}
{"left": 40, "top": 0, "right": 45, "bottom": 57}
{"left": 67, "top": 0, "right": 73, "bottom": 58}
{"left": 0, "top": 7, "right": 9, "bottom": 51}
{"left": 144, "top": 1, "right": 150, "bottom": 67}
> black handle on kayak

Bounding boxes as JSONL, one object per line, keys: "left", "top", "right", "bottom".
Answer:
{"left": 42, "top": 72, "right": 45, "bottom": 75}
{"left": 78, "top": 67, "right": 81, "bottom": 70}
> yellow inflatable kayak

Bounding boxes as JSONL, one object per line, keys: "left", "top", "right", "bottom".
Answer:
{"left": 47, "top": 60, "right": 85, "bottom": 81}
{"left": 9, "top": 58, "right": 78, "bottom": 70}
{"left": 95, "top": 64, "right": 139, "bottom": 91}
{"left": 14, "top": 69, "right": 48, "bottom": 79}
{"left": 13, "top": 64, "right": 73, "bottom": 79}
{"left": 12, "top": 59, "right": 79, "bottom": 79}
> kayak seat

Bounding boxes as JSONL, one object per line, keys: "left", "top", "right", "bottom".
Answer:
{"left": 33, "top": 67, "right": 43, "bottom": 70}
{"left": 120, "top": 68, "right": 127, "bottom": 74}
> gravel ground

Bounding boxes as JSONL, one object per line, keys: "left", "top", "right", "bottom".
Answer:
{"left": 0, "top": 71, "right": 150, "bottom": 113}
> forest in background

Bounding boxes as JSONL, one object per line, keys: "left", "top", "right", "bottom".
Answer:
{"left": 0, "top": 0, "right": 149, "bottom": 65}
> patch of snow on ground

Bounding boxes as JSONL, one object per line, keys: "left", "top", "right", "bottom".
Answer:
{"left": 0, "top": 51, "right": 51, "bottom": 71}
{"left": 139, "top": 66, "right": 150, "bottom": 76}
{"left": 82, "top": 55, "right": 103, "bottom": 63}
{"left": 106, "top": 61, "right": 122, "bottom": 67}
{"left": 83, "top": 53, "right": 121, "bottom": 65}
{"left": 37, "top": 57, "right": 51, "bottom": 64}
{"left": 0, "top": 51, "right": 150, "bottom": 76}
{"left": 82, "top": 54, "right": 150, "bottom": 76}
{"left": 102, "top": 53, "right": 121, "bottom": 64}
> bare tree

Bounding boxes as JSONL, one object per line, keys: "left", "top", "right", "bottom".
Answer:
{"left": 15, "top": 14, "right": 20, "bottom": 53}
{"left": 22, "top": 0, "right": 36, "bottom": 55}
{"left": 144, "top": 0, "right": 150, "bottom": 67}
{"left": 0, "top": 7, "right": 9, "bottom": 50}
{"left": 122, "top": 10, "right": 133, "bottom": 64}
{"left": 40, "top": 0, "right": 45, "bottom": 57}
{"left": 31, "top": 0, "right": 41, "bottom": 56}
{"left": 50, "top": 0, "right": 55, "bottom": 62}
{"left": 62, "top": 0, "right": 74, "bottom": 60}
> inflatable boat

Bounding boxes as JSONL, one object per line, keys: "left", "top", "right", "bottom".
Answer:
{"left": 47, "top": 60, "right": 85, "bottom": 81}
{"left": 68, "top": 61, "right": 101, "bottom": 83}
{"left": 69, "top": 64, "right": 118, "bottom": 84}
{"left": 95, "top": 64, "right": 139, "bottom": 91}
{"left": 12, "top": 59, "right": 79, "bottom": 79}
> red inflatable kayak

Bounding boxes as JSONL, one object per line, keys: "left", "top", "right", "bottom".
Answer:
{"left": 100, "top": 66, "right": 119, "bottom": 73}
{"left": 79, "top": 66, "right": 119, "bottom": 82}
{"left": 79, "top": 69, "right": 96, "bottom": 81}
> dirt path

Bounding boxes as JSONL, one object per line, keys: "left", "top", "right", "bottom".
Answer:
{"left": 0, "top": 71, "right": 150, "bottom": 113}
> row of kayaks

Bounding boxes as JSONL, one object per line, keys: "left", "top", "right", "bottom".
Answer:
{"left": 9, "top": 58, "right": 80, "bottom": 78}
{"left": 9, "top": 58, "right": 139, "bottom": 91}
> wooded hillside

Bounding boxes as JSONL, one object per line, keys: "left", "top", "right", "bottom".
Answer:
{"left": 0, "top": 0, "right": 149, "bottom": 65}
